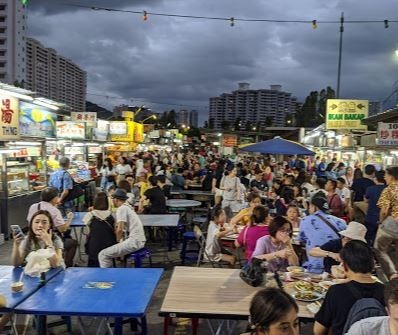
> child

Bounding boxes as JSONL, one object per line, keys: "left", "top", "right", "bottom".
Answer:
{"left": 205, "top": 206, "right": 236, "bottom": 266}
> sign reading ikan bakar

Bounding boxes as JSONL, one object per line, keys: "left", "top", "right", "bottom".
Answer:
{"left": 0, "top": 95, "right": 20, "bottom": 140}
{"left": 326, "top": 99, "right": 368, "bottom": 130}
{"left": 56, "top": 121, "right": 85, "bottom": 139}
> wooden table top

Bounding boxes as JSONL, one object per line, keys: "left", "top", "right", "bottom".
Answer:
{"left": 159, "top": 266, "right": 315, "bottom": 320}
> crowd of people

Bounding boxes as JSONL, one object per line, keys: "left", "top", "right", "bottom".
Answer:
{"left": 6, "top": 149, "right": 398, "bottom": 334}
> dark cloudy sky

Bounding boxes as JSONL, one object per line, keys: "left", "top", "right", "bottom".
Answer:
{"left": 27, "top": 0, "right": 398, "bottom": 125}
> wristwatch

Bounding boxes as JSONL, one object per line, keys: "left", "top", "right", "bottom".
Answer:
{"left": 326, "top": 251, "right": 330, "bottom": 257}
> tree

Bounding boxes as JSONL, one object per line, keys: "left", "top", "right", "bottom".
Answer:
{"left": 221, "top": 120, "right": 230, "bottom": 130}
{"left": 209, "top": 118, "right": 215, "bottom": 129}
{"left": 203, "top": 121, "right": 209, "bottom": 128}
{"left": 265, "top": 117, "right": 273, "bottom": 127}
{"left": 245, "top": 121, "right": 251, "bottom": 131}
{"left": 234, "top": 117, "right": 242, "bottom": 131}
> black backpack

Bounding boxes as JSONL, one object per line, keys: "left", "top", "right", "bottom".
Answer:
{"left": 342, "top": 283, "right": 387, "bottom": 334}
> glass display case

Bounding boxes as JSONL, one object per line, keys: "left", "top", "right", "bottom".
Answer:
{"left": 6, "top": 162, "right": 30, "bottom": 196}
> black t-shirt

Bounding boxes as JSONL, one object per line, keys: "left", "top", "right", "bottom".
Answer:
{"left": 144, "top": 187, "right": 167, "bottom": 214}
{"left": 161, "top": 184, "right": 171, "bottom": 199}
{"left": 250, "top": 179, "right": 267, "bottom": 192}
{"left": 320, "top": 239, "right": 342, "bottom": 273}
{"left": 351, "top": 178, "right": 375, "bottom": 202}
{"left": 213, "top": 170, "right": 224, "bottom": 189}
{"left": 315, "top": 280, "right": 385, "bottom": 335}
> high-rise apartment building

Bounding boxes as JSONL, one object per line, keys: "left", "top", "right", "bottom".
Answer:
{"left": 189, "top": 110, "right": 198, "bottom": 127}
{"left": 209, "top": 83, "right": 297, "bottom": 129}
{"left": 177, "top": 109, "right": 198, "bottom": 127}
{"left": 0, "top": 0, "right": 26, "bottom": 85}
{"left": 25, "top": 38, "right": 86, "bottom": 112}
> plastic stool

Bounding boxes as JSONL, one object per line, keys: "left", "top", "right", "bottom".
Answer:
{"left": 180, "top": 231, "right": 199, "bottom": 265}
{"left": 127, "top": 248, "right": 152, "bottom": 268}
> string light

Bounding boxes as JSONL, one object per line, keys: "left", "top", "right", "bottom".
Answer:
{"left": 65, "top": 4, "right": 398, "bottom": 28}
{"left": 312, "top": 20, "right": 317, "bottom": 29}
{"left": 143, "top": 10, "right": 148, "bottom": 21}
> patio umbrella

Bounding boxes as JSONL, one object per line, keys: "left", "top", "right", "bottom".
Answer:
{"left": 240, "top": 137, "right": 315, "bottom": 156}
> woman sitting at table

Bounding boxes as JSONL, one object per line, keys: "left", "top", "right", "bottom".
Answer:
{"left": 83, "top": 192, "right": 116, "bottom": 267}
{"left": 235, "top": 205, "right": 270, "bottom": 261}
{"left": 205, "top": 206, "right": 236, "bottom": 267}
{"left": 251, "top": 216, "right": 299, "bottom": 272}
{"left": 230, "top": 193, "right": 263, "bottom": 226}
{"left": 284, "top": 205, "right": 301, "bottom": 229}
{"left": 12, "top": 210, "right": 64, "bottom": 268}
{"left": 242, "top": 287, "right": 299, "bottom": 335}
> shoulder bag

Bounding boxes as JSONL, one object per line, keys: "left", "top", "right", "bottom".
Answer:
{"left": 315, "top": 213, "right": 340, "bottom": 238}
{"left": 61, "top": 171, "right": 84, "bottom": 202}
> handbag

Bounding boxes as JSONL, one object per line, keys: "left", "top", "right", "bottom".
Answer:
{"left": 240, "top": 257, "right": 266, "bottom": 287}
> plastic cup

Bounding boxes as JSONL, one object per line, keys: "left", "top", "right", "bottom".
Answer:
{"left": 11, "top": 281, "right": 24, "bottom": 293}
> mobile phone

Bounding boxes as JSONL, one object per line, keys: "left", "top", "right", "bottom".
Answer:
{"left": 10, "top": 225, "right": 25, "bottom": 238}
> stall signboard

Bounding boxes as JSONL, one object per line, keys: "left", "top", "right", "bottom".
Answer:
{"left": 12, "top": 146, "right": 42, "bottom": 158}
{"left": 149, "top": 130, "right": 160, "bottom": 139}
{"left": 222, "top": 134, "right": 238, "bottom": 147}
{"left": 134, "top": 122, "right": 144, "bottom": 142}
{"left": 0, "top": 95, "right": 20, "bottom": 140}
{"left": 110, "top": 121, "right": 134, "bottom": 142}
{"left": 71, "top": 112, "right": 97, "bottom": 123}
{"left": 64, "top": 146, "right": 85, "bottom": 156}
{"left": 19, "top": 102, "right": 57, "bottom": 138}
{"left": 56, "top": 121, "right": 85, "bottom": 139}
{"left": 88, "top": 146, "right": 102, "bottom": 154}
{"left": 94, "top": 120, "right": 109, "bottom": 141}
{"left": 109, "top": 121, "right": 127, "bottom": 135}
{"left": 377, "top": 122, "right": 398, "bottom": 145}
{"left": 326, "top": 99, "right": 368, "bottom": 130}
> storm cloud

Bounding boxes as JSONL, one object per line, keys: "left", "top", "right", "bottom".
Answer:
{"left": 27, "top": 0, "right": 398, "bottom": 124}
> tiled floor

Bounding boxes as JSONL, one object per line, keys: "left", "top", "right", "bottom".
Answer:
{"left": 0, "top": 237, "right": 314, "bottom": 335}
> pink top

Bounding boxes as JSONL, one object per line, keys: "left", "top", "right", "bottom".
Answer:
{"left": 236, "top": 225, "right": 269, "bottom": 260}
{"left": 27, "top": 201, "right": 65, "bottom": 227}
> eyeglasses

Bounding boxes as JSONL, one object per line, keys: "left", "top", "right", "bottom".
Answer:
{"left": 279, "top": 228, "right": 292, "bottom": 234}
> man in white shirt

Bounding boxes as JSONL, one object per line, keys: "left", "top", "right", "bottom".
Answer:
{"left": 336, "top": 177, "right": 351, "bottom": 208}
{"left": 98, "top": 188, "right": 146, "bottom": 268}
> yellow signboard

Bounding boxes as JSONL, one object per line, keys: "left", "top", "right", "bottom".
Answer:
{"left": 134, "top": 122, "right": 144, "bottom": 142}
{"left": 326, "top": 99, "right": 368, "bottom": 130}
{"left": 110, "top": 121, "right": 135, "bottom": 142}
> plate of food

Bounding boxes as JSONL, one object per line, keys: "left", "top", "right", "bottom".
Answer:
{"left": 294, "top": 280, "right": 313, "bottom": 292}
{"left": 287, "top": 266, "right": 306, "bottom": 278}
{"left": 292, "top": 291, "right": 323, "bottom": 302}
{"left": 318, "top": 281, "right": 335, "bottom": 290}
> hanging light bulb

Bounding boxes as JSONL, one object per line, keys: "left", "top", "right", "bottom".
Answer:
{"left": 230, "top": 17, "right": 235, "bottom": 27}
{"left": 384, "top": 20, "right": 389, "bottom": 28}
{"left": 312, "top": 20, "right": 317, "bottom": 29}
{"left": 20, "top": 0, "right": 29, "bottom": 4}
{"left": 143, "top": 10, "right": 148, "bottom": 21}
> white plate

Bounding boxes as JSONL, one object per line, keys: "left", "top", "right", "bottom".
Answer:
{"left": 318, "top": 281, "right": 335, "bottom": 290}
{"left": 292, "top": 291, "right": 323, "bottom": 302}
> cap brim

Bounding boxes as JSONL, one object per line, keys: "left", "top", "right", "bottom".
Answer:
{"left": 339, "top": 231, "right": 366, "bottom": 243}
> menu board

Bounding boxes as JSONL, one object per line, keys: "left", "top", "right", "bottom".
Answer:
{"left": 56, "top": 121, "right": 85, "bottom": 139}
{"left": 94, "top": 120, "right": 109, "bottom": 141}
{"left": 19, "top": 102, "right": 57, "bottom": 138}
{"left": 109, "top": 122, "right": 127, "bottom": 135}
{"left": 110, "top": 121, "right": 134, "bottom": 142}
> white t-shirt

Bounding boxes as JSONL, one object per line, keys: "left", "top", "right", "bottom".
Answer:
{"left": 205, "top": 221, "right": 222, "bottom": 261}
{"left": 116, "top": 204, "right": 146, "bottom": 243}
{"left": 115, "top": 164, "right": 132, "bottom": 176}
{"left": 336, "top": 187, "right": 351, "bottom": 204}
{"left": 346, "top": 316, "right": 390, "bottom": 335}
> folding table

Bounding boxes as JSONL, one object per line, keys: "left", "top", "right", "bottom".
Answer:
{"left": 15, "top": 267, "right": 163, "bottom": 335}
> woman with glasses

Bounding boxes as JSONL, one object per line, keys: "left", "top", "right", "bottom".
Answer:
{"left": 251, "top": 216, "right": 299, "bottom": 272}
{"left": 243, "top": 287, "right": 299, "bottom": 335}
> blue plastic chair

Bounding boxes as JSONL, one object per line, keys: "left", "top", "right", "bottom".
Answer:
{"left": 180, "top": 231, "right": 200, "bottom": 265}
{"left": 126, "top": 248, "right": 152, "bottom": 268}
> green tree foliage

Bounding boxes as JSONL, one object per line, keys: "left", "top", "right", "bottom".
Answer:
{"left": 208, "top": 118, "right": 215, "bottom": 129}
{"left": 221, "top": 120, "right": 231, "bottom": 130}
{"left": 296, "top": 87, "right": 335, "bottom": 127}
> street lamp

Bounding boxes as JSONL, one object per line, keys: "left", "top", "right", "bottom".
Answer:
{"left": 140, "top": 115, "right": 157, "bottom": 124}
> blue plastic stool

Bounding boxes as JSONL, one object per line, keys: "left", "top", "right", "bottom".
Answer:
{"left": 180, "top": 231, "right": 199, "bottom": 265}
{"left": 127, "top": 248, "right": 152, "bottom": 268}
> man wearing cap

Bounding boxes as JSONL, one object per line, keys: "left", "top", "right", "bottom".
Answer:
{"left": 298, "top": 196, "right": 347, "bottom": 273}
{"left": 309, "top": 221, "right": 367, "bottom": 273}
{"left": 98, "top": 189, "right": 146, "bottom": 268}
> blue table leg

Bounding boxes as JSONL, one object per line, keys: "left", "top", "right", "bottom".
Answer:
{"left": 167, "top": 228, "right": 173, "bottom": 251}
{"left": 114, "top": 317, "right": 123, "bottom": 335}
{"left": 37, "top": 315, "right": 46, "bottom": 335}
{"left": 140, "top": 316, "right": 147, "bottom": 335}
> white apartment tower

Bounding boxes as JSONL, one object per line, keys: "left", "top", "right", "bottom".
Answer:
{"left": 209, "top": 83, "right": 297, "bottom": 129}
{"left": 0, "top": 0, "right": 26, "bottom": 84}
{"left": 25, "top": 38, "right": 87, "bottom": 112}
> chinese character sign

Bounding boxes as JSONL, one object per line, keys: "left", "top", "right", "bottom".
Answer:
{"left": 326, "top": 99, "right": 368, "bottom": 130}
{"left": 110, "top": 121, "right": 135, "bottom": 142}
{"left": 20, "top": 102, "right": 57, "bottom": 138}
{"left": 71, "top": 112, "right": 97, "bottom": 124}
{"left": 109, "top": 122, "right": 127, "bottom": 135}
{"left": 377, "top": 123, "right": 398, "bottom": 145}
{"left": 0, "top": 95, "right": 20, "bottom": 140}
{"left": 56, "top": 121, "right": 85, "bottom": 139}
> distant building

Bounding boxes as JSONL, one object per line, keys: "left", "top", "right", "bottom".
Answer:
{"left": 0, "top": 0, "right": 26, "bottom": 85}
{"left": 25, "top": 38, "right": 86, "bottom": 112}
{"left": 177, "top": 109, "right": 198, "bottom": 127}
{"left": 209, "top": 83, "right": 297, "bottom": 129}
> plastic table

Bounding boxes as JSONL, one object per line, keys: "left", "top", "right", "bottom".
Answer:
{"left": 166, "top": 200, "right": 201, "bottom": 208}
{"left": 15, "top": 267, "right": 163, "bottom": 335}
